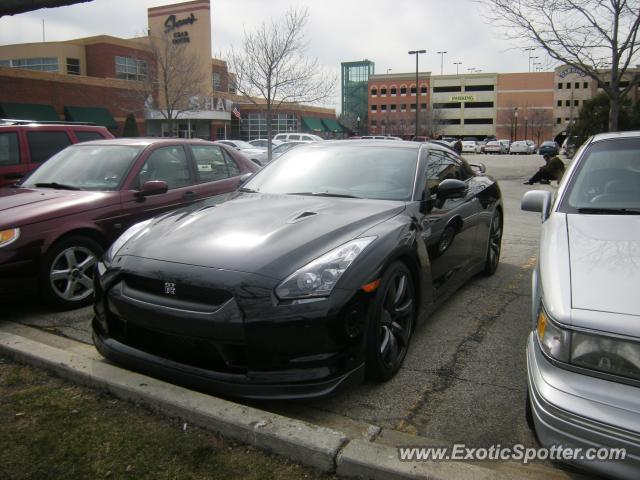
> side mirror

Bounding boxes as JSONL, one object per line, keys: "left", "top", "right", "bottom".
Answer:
{"left": 137, "top": 180, "right": 168, "bottom": 198}
{"left": 521, "top": 190, "right": 553, "bottom": 221}
{"left": 239, "top": 172, "right": 253, "bottom": 185}
{"left": 436, "top": 178, "right": 467, "bottom": 200}
{"left": 469, "top": 162, "right": 486, "bottom": 174}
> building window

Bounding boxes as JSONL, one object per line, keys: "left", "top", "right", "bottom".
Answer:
{"left": 465, "top": 84, "right": 494, "bottom": 92}
{"left": 115, "top": 56, "right": 148, "bottom": 81}
{"left": 556, "top": 118, "right": 561, "bottom": 124}
{"left": 390, "top": 86, "right": 397, "bottom": 96}
{"left": 381, "top": 104, "right": 387, "bottom": 111}
{"left": 557, "top": 100, "right": 562, "bottom": 107}
{"left": 464, "top": 118, "right": 493, "bottom": 124}
{"left": 370, "top": 119, "right": 377, "bottom": 127}
{"left": 371, "top": 104, "right": 377, "bottom": 112}
{"left": 0, "top": 57, "right": 58, "bottom": 72}
{"left": 400, "top": 86, "right": 407, "bottom": 95}
{"left": 565, "top": 100, "right": 571, "bottom": 106}
{"left": 583, "top": 82, "right": 589, "bottom": 88}
{"left": 410, "top": 103, "right": 417, "bottom": 111}
{"left": 420, "top": 103, "right": 427, "bottom": 110}
{"left": 66, "top": 58, "right": 80, "bottom": 75}
{"left": 410, "top": 86, "right": 417, "bottom": 94}
{"left": 228, "top": 77, "right": 237, "bottom": 94}
{"left": 390, "top": 104, "right": 397, "bottom": 111}
{"left": 400, "top": 104, "right": 407, "bottom": 112}
{"left": 464, "top": 101, "right": 493, "bottom": 108}
{"left": 433, "top": 85, "right": 462, "bottom": 93}
{"left": 371, "top": 87, "right": 377, "bottom": 96}
{"left": 558, "top": 83, "right": 563, "bottom": 89}
{"left": 432, "top": 102, "right": 461, "bottom": 109}
{"left": 213, "top": 72, "right": 222, "bottom": 91}
{"left": 575, "top": 82, "right": 580, "bottom": 89}
{"left": 420, "top": 85, "right": 428, "bottom": 95}
{"left": 566, "top": 82, "right": 571, "bottom": 89}
{"left": 239, "top": 112, "right": 297, "bottom": 141}
{"left": 380, "top": 87, "right": 387, "bottom": 95}
{"left": 565, "top": 117, "right": 570, "bottom": 122}
{"left": 574, "top": 100, "right": 579, "bottom": 106}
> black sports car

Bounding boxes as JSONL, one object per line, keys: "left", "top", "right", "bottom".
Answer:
{"left": 92, "top": 140, "right": 503, "bottom": 399}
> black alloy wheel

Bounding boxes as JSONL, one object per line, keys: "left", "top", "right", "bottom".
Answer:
{"left": 366, "top": 262, "right": 416, "bottom": 381}
{"left": 482, "top": 208, "right": 502, "bottom": 276}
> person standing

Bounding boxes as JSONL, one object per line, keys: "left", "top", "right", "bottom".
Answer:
{"left": 524, "top": 153, "right": 565, "bottom": 185}
{"left": 453, "top": 139, "right": 462, "bottom": 155}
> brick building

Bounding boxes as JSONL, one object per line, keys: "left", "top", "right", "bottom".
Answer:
{"left": 0, "top": 0, "right": 338, "bottom": 139}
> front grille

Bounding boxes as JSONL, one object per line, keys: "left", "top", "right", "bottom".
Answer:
{"left": 123, "top": 274, "right": 233, "bottom": 307}
{"left": 108, "top": 314, "right": 247, "bottom": 373}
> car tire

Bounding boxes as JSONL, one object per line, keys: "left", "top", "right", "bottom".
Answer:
{"left": 40, "top": 235, "right": 104, "bottom": 310}
{"left": 482, "top": 208, "right": 502, "bottom": 276}
{"left": 366, "top": 261, "right": 416, "bottom": 381}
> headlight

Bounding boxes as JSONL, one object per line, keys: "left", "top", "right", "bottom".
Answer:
{"left": 104, "top": 219, "right": 152, "bottom": 264}
{"left": 536, "top": 306, "right": 640, "bottom": 381}
{"left": 0, "top": 228, "right": 20, "bottom": 248}
{"left": 275, "top": 237, "right": 376, "bottom": 300}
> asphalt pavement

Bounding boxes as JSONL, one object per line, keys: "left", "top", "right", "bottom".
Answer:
{"left": 2, "top": 153, "right": 585, "bottom": 478}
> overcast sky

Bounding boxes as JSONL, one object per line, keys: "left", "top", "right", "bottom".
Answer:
{"left": 0, "top": 0, "right": 557, "bottom": 111}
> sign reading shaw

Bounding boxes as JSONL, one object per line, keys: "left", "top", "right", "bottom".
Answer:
{"left": 164, "top": 13, "right": 197, "bottom": 33}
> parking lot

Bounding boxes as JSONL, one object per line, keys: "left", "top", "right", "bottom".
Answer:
{"left": 2, "top": 153, "right": 576, "bottom": 474}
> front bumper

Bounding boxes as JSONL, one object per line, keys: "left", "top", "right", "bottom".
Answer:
{"left": 92, "top": 256, "right": 371, "bottom": 399}
{"left": 526, "top": 332, "right": 640, "bottom": 479}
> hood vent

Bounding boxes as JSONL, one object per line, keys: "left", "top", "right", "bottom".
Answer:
{"left": 287, "top": 211, "right": 318, "bottom": 223}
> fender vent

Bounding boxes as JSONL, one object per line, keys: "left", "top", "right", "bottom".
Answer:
{"left": 287, "top": 211, "right": 318, "bottom": 223}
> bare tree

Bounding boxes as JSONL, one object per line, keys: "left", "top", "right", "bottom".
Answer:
{"left": 528, "top": 108, "right": 555, "bottom": 145}
{"left": 421, "top": 106, "right": 445, "bottom": 138}
{"left": 479, "top": 0, "right": 640, "bottom": 131}
{"left": 142, "top": 34, "right": 206, "bottom": 136}
{"left": 227, "top": 7, "right": 336, "bottom": 160}
{"left": 0, "top": 0, "right": 92, "bottom": 16}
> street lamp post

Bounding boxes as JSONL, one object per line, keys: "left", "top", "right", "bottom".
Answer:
{"left": 437, "top": 50, "right": 447, "bottom": 75}
{"left": 514, "top": 107, "right": 519, "bottom": 142}
{"left": 525, "top": 47, "right": 535, "bottom": 72}
{"left": 356, "top": 116, "right": 361, "bottom": 136}
{"left": 453, "top": 61, "right": 462, "bottom": 75}
{"left": 408, "top": 49, "right": 426, "bottom": 138}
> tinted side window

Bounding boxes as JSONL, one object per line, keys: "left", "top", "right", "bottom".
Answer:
{"left": 301, "top": 135, "right": 313, "bottom": 141}
{"left": 426, "top": 150, "right": 465, "bottom": 193}
{"left": 138, "top": 146, "right": 190, "bottom": 189}
{"left": 27, "top": 131, "right": 72, "bottom": 163}
{"left": 222, "top": 150, "right": 240, "bottom": 176}
{"left": 0, "top": 132, "right": 20, "bottom": 166}
{"left": 288, "top": 134, "right": 300, "bottom": 140}
{"left": 192, "top": 145, "right": 233, "bottom": 182}
{"left": 75, "top": 131, "right": 105, "bottom": 142}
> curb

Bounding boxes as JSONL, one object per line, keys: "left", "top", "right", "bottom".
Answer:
{"left": 0, "top": 327, "right": 517, "bottom": 479}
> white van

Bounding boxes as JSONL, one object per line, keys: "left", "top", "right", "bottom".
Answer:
{"left": 273, "top": 133, "right": 323, "bottom": 143}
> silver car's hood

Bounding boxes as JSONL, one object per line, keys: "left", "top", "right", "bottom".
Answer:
{"left": 568, "top": 214, "right": 640, "bottom": 317}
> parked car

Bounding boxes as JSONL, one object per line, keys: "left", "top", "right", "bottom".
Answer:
{"left": 248, "top": 138, "right": 282, "bottom": 149}
{"left": 253, "top": 141, "right": 306, "bottom": 164}
{"left": 522, "top": 131, "right": 640, "bottom": 479}
{"left": 498, "top": 139, "right": 511, "bottom": 153}
{"left": 561, "top": 136, "right": 579, "bottom": 157}
{"left": 0, "top": 121, "right": 114, "bottom": 187}
{"left": 273, "top": 133, "right": 323, "bottom": 143}
{"left": 0, "top": 138, "right": 258, "bottom": 309}
{"left": 462, "top": 141, "right": 477, "bottom": 154}
{"left": 538, "top": 140, "right": 560, "bottom": 156}
{"left": 92, "top": 140, "right": 503, "bottom": 399}
{"left": 509, "top": 140, "right": 530, "bottom": 155}
{"left": 215, "top": 140, "right": 266, "bottom": 166}
{"left": 483, "top": 140, "right": 505, "bottom": 154}
{"left": 526, "top": 140, "right": 537, "bottom": 154}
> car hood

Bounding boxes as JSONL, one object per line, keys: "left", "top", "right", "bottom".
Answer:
{"left": 568, "top": 214, "right": 640, "bottom": 317}
{"left": 119, "top": 192, "right": 405, "bottom": 279}
{"left": 0, "top": 187, "right": 118, "bottom": 227}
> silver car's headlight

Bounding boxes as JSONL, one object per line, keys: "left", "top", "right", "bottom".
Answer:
{"left": 537, "top": 307, "right": 640, "bottom": 381}
{"left": 104, "top": 219, "right": 153, "bottom": 265}
{"left": 275, "top": 237, "right": 376, "bottom": 300}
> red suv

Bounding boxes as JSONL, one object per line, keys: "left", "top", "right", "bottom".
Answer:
{"left": 0, "top": 138, "right": 258, "bottom": 309}
{"left": 0, "top": 122, "right": 114, "bottom": 187}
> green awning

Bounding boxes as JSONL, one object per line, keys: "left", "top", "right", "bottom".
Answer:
{"left": 0, "top": 102, "right": 59, "bottom": 121}
{"left": 64, "top": 106, "right": 117, "bottom": 129}
{"left": 321, "top": 118, "right": 343, "bottom": 133}
{"left": 301, "top": 116, "right": 326, "bottom": 133}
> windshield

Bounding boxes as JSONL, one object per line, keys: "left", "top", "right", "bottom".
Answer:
{"left": 243, "top": 144, "right": 418, "bottom": 201}
{"left": 560, "top": 137, "right": 640, "bottom": 213}
{"left": 22, "top": 145, "right": 142, "bottom": 191}
{"left": 233, "top": 140, "right": 256, "bottom": 149}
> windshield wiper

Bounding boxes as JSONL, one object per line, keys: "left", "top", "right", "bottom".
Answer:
{"left": 238, "top": 187, "right": 258, "bottom": 193}
{"left": 286, "top": 192, "right": 361, "bottom": 199}
{"left": 577, "top": 207, "right": 640, "bottom": 215}
{"left": 33, "top": 182, "right": 81, "bottom": 191}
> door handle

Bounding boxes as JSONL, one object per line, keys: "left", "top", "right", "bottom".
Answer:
{"left": 183, "top": 191, "right": 198, "bottom": 199}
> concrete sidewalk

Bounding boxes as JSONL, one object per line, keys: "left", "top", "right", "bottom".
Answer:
{"left": 0, "top": 322, "right": 579, "bottom": 480}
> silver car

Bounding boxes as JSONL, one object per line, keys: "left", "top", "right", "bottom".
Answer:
{"left": 522, "top": 131, "right": 640, "bottom": 479}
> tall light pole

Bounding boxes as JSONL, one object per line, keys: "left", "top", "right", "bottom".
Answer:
{"left": 453, "top": 61, "right": 462, "bottom": 75}
{"left": 408, "top": 49, "right": 426, "bottom": 138}
{"left": 514, "top": 107, "right": 519, "bottom": 142}
{"left": 525, "top": 47, "right": 535, "bottom": 72}
{"left": 437, "top": 50, "right": 447, "bottom": 75}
